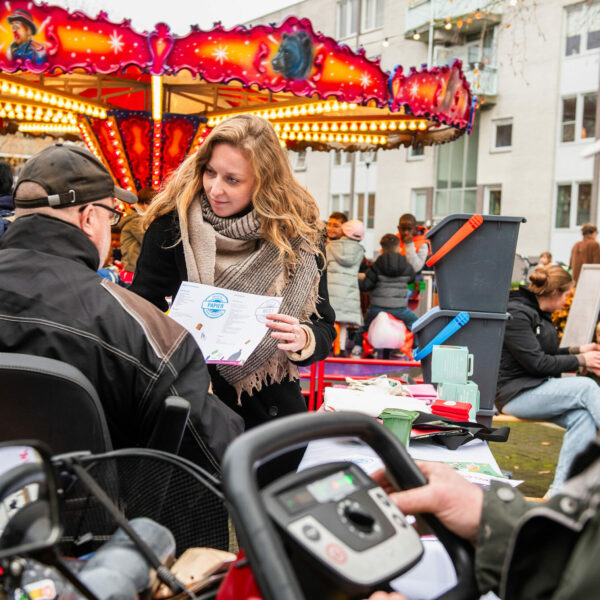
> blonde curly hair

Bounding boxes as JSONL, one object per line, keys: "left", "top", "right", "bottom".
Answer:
{"left": 144, "top": 114, "right": 323, "bottom": 266}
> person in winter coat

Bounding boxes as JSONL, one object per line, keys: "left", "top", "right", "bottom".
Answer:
{"left": 130, "top": 114, "right": 335, "bottom": 430}
{"left": 496, "top": 265, "right": 600, "bottom": 495}
{"left": 0, "top": 160, "right": 14, "bottom": 237}
{"left": 360, "top": 234, "right": 417, "bottom": 329}
{"left": 119, "top": 186, "right": 156, "bottom": 283}
{"left": 326, "top": 219, "right": 365, "bottom": 354}
{"left": 569, "top": 222, "right": 600, "bottom": 283}
{"left": 1, "top": 145, "right": 243, "bottom": 474}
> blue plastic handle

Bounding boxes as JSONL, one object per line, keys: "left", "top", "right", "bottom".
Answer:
{"left": 413, "top": 311, "right": 470, "bottom": 361}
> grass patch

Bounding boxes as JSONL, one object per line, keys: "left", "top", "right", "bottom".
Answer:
{"left": 490, "top": 419, "right": 564, "bottom": 498}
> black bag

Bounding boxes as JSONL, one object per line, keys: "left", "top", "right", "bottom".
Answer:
{"left": 411, "top": 412, "right": 510, "bottom": 450}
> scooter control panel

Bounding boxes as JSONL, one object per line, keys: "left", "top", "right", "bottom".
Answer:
{"left": 262, "top": 462, "right": 423, "bottom": 587}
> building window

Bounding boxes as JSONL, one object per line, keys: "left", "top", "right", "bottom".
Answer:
{"left": 492, "top": 118, "right": 513, "bottom": 151}
{"left": 411, "top": 189, "right": 428, "bottom": 223}
{"left": 555, "top": 185, "right": 571, "bottom": 228}
{"left": 561, "top": 94, "right": 597, "bottom": 143}
{"left": 293, "top": 150, "right": 307, "bottom": 171}
{"left": 356, "top": 192, "right": 375, "bottom": 228}
{"left": 555, "top": 182, "right": 592, "bottom": 229}
{"left": 485, "top": 187, "right": 502, "bottom": 215}
{"left": 337, "top": 0, "right": 359, "bottom": 39}
{"left": 407, "top": 145, "right": 425, "bottom": 160}
{"left": 329, "top": 193, "right": 351, "bottom": 217}
{"left": 332, "top": 150, "right": 352, "bottom": 166}
{"left": 582, "top": 94, "right": 597, "bottom": 139}
{"left": 358, "top": 150, "right": 377, "bottom": 164}
{"left": 361, "top": 0, "right": 383, "bottom": 32}
{"left": 434, "top": 114, "right": 479, "bottom": 219}
{"left": 565, "top": 1, "right": 600, "bottom": 55}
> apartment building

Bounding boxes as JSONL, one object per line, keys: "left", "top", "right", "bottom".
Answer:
{"left": 247, "top": 0, "right": 600, "bottom": 262}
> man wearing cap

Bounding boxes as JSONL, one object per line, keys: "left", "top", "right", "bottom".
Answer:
{"left": 7, "top": 9, "right": 47, "bottom": 66}
{"left": 0, "top": 144, "right": 244, "bottom": 473}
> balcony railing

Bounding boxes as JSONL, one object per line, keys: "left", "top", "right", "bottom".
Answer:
{"left": 435, "top": 47, "right": 498, "bottom": 99}
{"left": 405, "top": 0, "right": 503, "bottom": 34}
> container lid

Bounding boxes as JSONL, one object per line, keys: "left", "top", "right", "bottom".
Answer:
{"left": 426, "top": 214, "right": 526, "bottom": 240}
{"left": 412, "top": 306, "right": 509, "bottom": 334}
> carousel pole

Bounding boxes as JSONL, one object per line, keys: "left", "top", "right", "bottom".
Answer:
{"left": 151, "top": 75, "right": 163, "bottom": 190}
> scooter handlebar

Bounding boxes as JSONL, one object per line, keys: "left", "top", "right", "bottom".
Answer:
{"left": 222, "top": 411, "right": 478, "bottom": 600}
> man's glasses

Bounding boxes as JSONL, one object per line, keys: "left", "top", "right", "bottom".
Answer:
{"left": 79, "top": 203, "right": 125, "bottom": 226}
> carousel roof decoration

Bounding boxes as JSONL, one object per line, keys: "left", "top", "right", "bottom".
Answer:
{"left": 0, "top": 0, "right": 476, "bottom": 192}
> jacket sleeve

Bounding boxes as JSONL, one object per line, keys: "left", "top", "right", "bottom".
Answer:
{"left": 475, "top": 483, "right": 532, "bottom": 595}
{"left": 359, "top": 264, "right": 379, "bottom": 292}
{"left": 130, "top": 214, "right": 183, "bottom": 312}
{"left": 290, "top": 252, "right": 336, "bottom": 367}
{"left": 503, "top": 307, "right": 579, "bottom": 376}
{"left": 405, "top": 241, "right": 428, "bottom": 272}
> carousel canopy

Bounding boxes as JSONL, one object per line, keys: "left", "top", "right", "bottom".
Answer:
{"left": 0, "top": 1, "right": 476, "bottom": 192}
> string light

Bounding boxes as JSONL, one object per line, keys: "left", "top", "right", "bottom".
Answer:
{"left": 206, "top": 101, "right": 358, "bottom": 127}
{"left": 0, "top": 75, "right": 106, "bottom": 119}
{"left": 18, "top": 122, "right": 80, "bottom": 133}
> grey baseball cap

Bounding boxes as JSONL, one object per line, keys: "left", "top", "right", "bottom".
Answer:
{"left": 14, "top": 144, "right": 137, "bottom": 208}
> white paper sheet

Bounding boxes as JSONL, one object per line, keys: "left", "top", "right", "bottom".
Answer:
{"left": 169, "top": 282, "right": 282, "bottom": 365}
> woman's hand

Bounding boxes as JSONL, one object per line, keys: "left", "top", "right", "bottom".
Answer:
{"left": 582, "top": 350, "right": 600, "bottom": 376}
{"left": 266, "top": 313, "right": 308, "bottom": 352}
{"left": 579, "top": 343, "right": 600, "bottom": 353}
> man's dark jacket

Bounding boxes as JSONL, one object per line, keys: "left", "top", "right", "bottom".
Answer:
{"left": 496, "top": 286, "right": 578, "bottom": 412}
{"left": 359, "top": 252, "right": 415, "bottom": 309}
{"left": 0, "top": 214, "right": 244, "bottom": 472}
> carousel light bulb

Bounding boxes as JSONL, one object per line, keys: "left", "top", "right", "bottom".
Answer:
{"left": 293, "top": 123, "right": 300, "bottom": 132}
{"left": 409, "top": 121, "right": 417, "bottom": 130}
{"left": 305, "top": 132, "right": 312, "bottom": 141}
{"left": 399, "top": 121, "right": 407, "bottom": 130}
{"left": 10, "top": 85, "right": 17, "bottom": 94}
{"left": 299, "top": 106, "right": 307, "bottom": 115}
{"left": 331, "top": 123, "right": 339, "bottom": 132}
{"left": 308, "top": 105, "right": 315, "bottom": 115}
{"left": 341, "top": 102, "right": 348, "bottom": 110}
{"left": 320, "top": 133, "right": 327, "bottom": 142}
{"left": 302, "top": 123, "right": 310, "bottom": 132}
{"left": 340, "top": 123, "right": 348, "bottom": 131}
{"left": 419, "top": 121, "right": 427, "bottom": 130}
{"left": 1, "top": 83, "right": 8, "bottom": 93}
{"left": 360, "top": 122, "right": 367, "bottom": 131}
{"left": 315, "top": 104, "right": 323, "bottom": 113}
{"left": 332, "top": 102, "right": 340, "bottom": 111}
{"left": 389, "top": 122, "right": 397, "bottom": 131}
{"left": 281, "top": 132, "right": 289, "bottom": 140}
{"left": 278, "top": 109, "right": 284, "bottom": 118}
{"left": 292, "top": 107, "right": 299, "bottom": 116}
{"left": 297, "top": 132, "right": 304, "bottom": 141}
{"left": 323, "top": 104, "right": 331, "bottom": 113}
{"left": 342, "top": 134, "right": 349, "bottom": 143}
{"left": 335, "top": 134, "right": 342, "bottom": 142}
{"left": 365, "top": 135, "right": 372, "bottom": 144}
{"left": 350, "top": 135, "right": 357, "bottom": 143}
{"left": 285, "top": 108, "right": 292, "bottom": 117}
{"left": 312, "top": 123, "right": 319, "bottom": 132}
{"left": 327, "top": 134, "right": 334, "bottom": 142}
{"left": 289, "top": 132, "right": 296, "bottom": 140}
{"left": 322, "top": 123, "right": 329, "bottom": 132}
{"left": 350, "top": 123, "right": 358, "bottom": 131}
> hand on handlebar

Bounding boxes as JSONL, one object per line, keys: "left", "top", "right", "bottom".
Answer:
{"left": 373, "top": 461, "right": 483, "bottom": 545}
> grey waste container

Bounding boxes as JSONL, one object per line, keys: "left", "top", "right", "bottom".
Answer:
{"left": 427, "top": 214, "right": 525, "bottom": 313}
{"left": 413, "top": 308, "right": 509, "bottom": 427}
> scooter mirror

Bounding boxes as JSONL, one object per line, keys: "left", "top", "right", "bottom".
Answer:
{"left": 0, "top": 441, "right": 61, "bottom": 559}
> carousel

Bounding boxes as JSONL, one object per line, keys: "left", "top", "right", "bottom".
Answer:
{"left": 0, "top": 1, "right": 475, "bottom": 194}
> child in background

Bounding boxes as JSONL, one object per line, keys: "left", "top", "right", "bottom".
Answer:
{"left": 327, "top": 219, "right": 365, "bottom": 355}
{"left": 326, "top": 211, "right": 347, "bottom": 241}
{"left": 360, "top": 233, "right": 417, "bottom": 330}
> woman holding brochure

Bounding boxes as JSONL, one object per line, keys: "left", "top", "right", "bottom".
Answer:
{"left": 130, "top": 114, "right": 336, "bottom": 429}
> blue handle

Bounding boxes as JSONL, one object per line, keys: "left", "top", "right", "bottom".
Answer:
{"left": 413, "top": 311, "right": 470, "bottom": 361}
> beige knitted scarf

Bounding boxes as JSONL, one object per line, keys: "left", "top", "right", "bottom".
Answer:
{"left": 181, "top": 192, "right": 320, "bottom": 398}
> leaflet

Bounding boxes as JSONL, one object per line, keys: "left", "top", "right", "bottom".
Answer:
{"left": 169, "top": 282, "right": 283, "bottom": 365}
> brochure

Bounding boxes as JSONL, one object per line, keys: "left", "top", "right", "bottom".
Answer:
{"left": 169, "top": 282, "right": 283, "bottom": 365}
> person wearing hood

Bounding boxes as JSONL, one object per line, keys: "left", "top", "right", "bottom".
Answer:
{"left": 0, "top": 161, "right": 14, "bottom": 237}
{"left": 326, "top": 218, "right": 365, "bottom": 354}
{"left": 359, "top": 233, "right": 417, "bottom": 330}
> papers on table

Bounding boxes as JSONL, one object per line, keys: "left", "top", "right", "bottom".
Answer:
{"left": 169, "top": 282, "right": 282, "bottom": 365}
